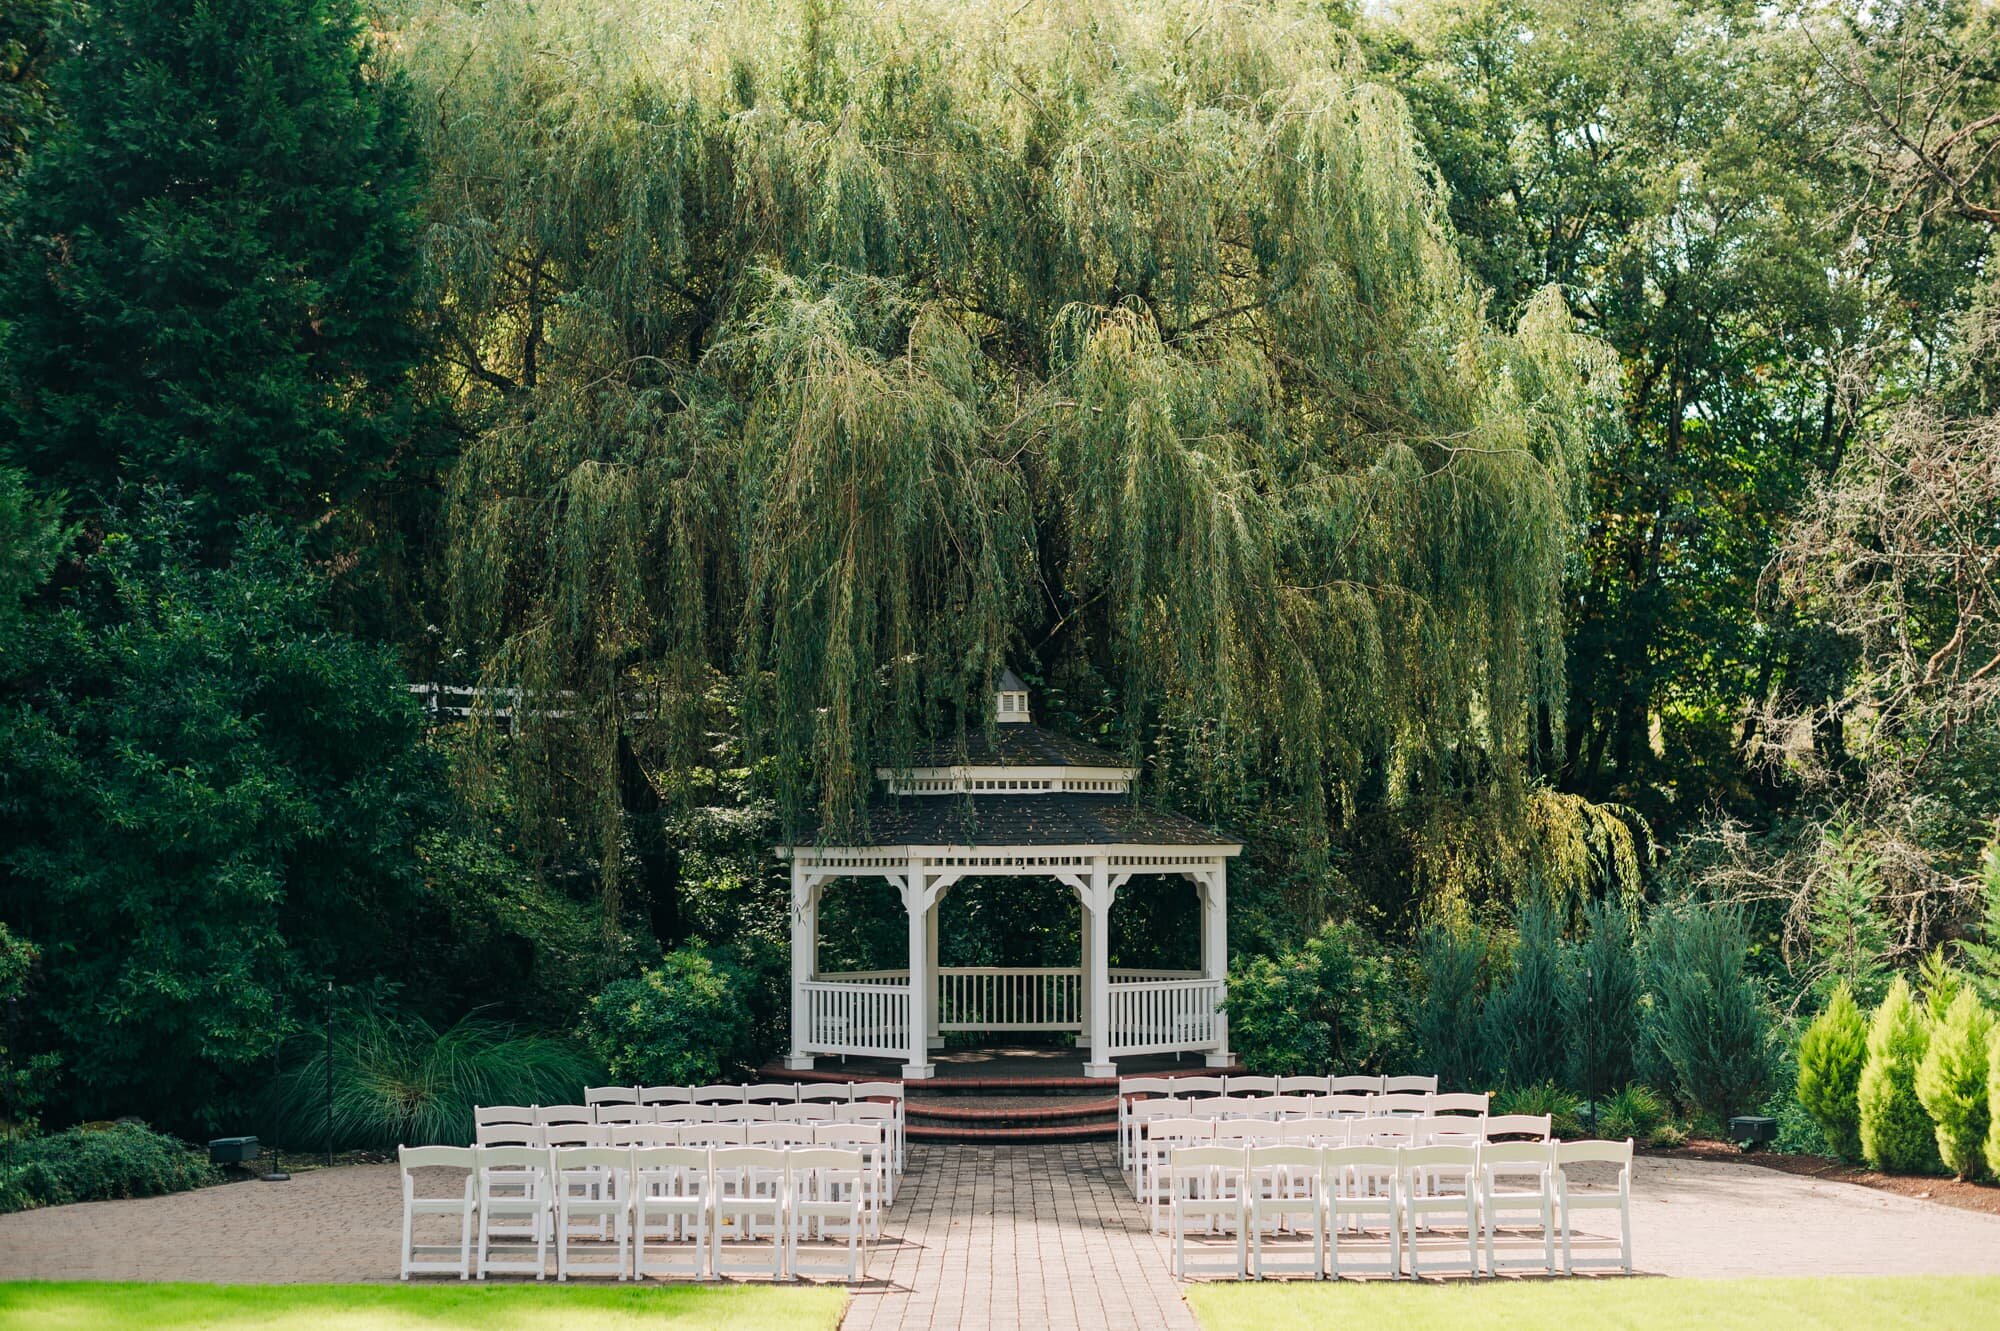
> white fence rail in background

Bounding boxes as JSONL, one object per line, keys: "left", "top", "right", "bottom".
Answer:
{"left": 1105, "top": 978, "right": 1224, "bottom": 1057}
{"left": 801, "top": 980, "right": 911, "bottom": 1059}
{"left": 936, "top": 967, "right": 1082, "bottom": 1032}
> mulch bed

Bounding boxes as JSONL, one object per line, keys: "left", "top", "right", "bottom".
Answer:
{"left": 1651, "top": 1138, "right": 2000, "bottom": 1218}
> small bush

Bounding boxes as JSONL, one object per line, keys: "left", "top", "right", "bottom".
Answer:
{"left": 1493, "top": 1081, "right": 1584, "bottom": 1138}
{"left": 1485, "top": 898, "right": 1568, "bottom": 1089}
{"left": 1915, "top": 988, "right": 1993, "bottom": 1179}
{"left": 583, "top": 948, "right": 756, "bottom": 1087}
{"left": 1857, "top": 976, "right": 1941, "bottom": 1174}
{"left": 1411, "top": 925, "right": 1487, "bottom": 1089}
{"left": 1641, "top": 901, "right": 1772, "bottom": 1119}
{"left": 1564, "top": 900, "right": 1641, "bottom": 1098}
{"left": 264, "top": 1006, "right": 597, "bottom": 1151}
{"left": 1596, "top": 1084, "right": 1666, "bottom": 1142}
{"left": 0, "top": 1122, "right": 218, "bottom": 1213}
{"left": 1225, "top": 921, "right": 1400, "bottom": 1077}
{"left": 1986, "top": 1026, "right": 2000, "bottom": 1179}
{"left": 1797, "top": 982, "right": 1869, "bottom": 1161}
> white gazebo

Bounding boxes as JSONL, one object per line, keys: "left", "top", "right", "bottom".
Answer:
{"left": 781, "top": 672, "right": 1239, "bottom": 1080}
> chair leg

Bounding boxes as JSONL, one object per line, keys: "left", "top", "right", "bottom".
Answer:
{"left": 460, "top": 1204, "right": 474, "bottom": 1280}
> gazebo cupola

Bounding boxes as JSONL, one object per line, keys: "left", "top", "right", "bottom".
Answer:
{"left": 780, "top": 671, "right": 1239, "bottom": 1080}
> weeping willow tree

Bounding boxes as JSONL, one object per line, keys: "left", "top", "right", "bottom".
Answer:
{"left": 404, "top": 0, "right": 1621, "bottom": 918}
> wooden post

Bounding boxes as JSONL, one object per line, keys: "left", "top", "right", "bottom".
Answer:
{"left": 1083, "top": 854, "right": 1116, "bottom": 1078}
{"left": 785, "top": 858, "right": 815, "bottom": 1071}
{"left": 926, "top": 898, "right": 944, "bottom": 1051}
{"left": 1203, "top": 864, "right": 1232, "bottom": 1068}
{"left": 902, "top": 854, "right": 935, "bottom": 1080}
{"left": 1075, "top": 902, "right": 1094, "bottom": 1048}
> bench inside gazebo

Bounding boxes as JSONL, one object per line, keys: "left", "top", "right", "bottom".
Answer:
{"left": 781, "top": 673, "right": 1239, "bottom": 1080}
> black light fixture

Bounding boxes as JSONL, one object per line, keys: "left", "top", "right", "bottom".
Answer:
{"left": 260, "top": 1141, "right": 290, "bottom": 1183}
{"left": 323, "top": 979, "right": 335, "bottom": 1168}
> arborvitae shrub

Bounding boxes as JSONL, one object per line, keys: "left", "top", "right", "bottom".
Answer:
{"left": 1564, "top": 900, "right": 1641, "bottom": 1099}
{"left": 1916, "top": 989, "right": 1994, "bottom": 1179}
{"left": 1986, "top": 1026, "right": 2000, "bottom": 1179}
{"left": 1641, "top": 901, "right": 1771, "bottom": 1118}
{"left": 1413, "top": 925, "right": 1487, "bottom": 1090}
{"left": 1857, "top": 976, "right": 1941, "bottom": 1174}
{"left": 1796, "top": 982, "right": 1868, "bottom": 1161}
{"left": 1486, "top": 897, "right": 1568, "bottom": 1088}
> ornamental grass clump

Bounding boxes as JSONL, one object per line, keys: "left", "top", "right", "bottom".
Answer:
{"left": 1857, "top": 976, "right": 1941, "bottom": 1174}
{"left": 1796, "top": 982, "right": 1869, "bottom": 1162}
{"left": 1915, "top": 989, "right": 1993, "bottom": 1179}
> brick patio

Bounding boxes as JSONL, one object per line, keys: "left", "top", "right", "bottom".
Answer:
{"left": 5, "top": 1143, "right": 2000, "bottom": 1329}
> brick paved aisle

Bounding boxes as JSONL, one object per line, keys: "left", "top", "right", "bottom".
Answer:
{"left": 843, "top": 1142, "right": 1195, "bottom": 1331}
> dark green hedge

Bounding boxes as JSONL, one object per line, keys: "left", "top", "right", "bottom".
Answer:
{"left": 0, "top": 1122, "right": 220, "bottom": 1213}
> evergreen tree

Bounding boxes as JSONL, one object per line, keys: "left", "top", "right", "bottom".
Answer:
{"left": 1916, "top": 988, "right": 1993, "bottom": 1180}
{"left": 1485, "top": 897, "right": 1568, "bottom": 1089}
{"left": 1413, "top": 925, "right": 1489, "bottom": 1090}
{"left": 1797, "top": 982, "right": 1868, "bottom": 1162}
{"left": 1564, "top": 899, "right": 1640, "bottom": 1098}
{"left": 0, "top": 0, "right": 425, "bottom": 549}
{"left": 1641, "top": 901, "right": 1772, "bottom": 1119}
{"left": 1857, "top": 976, "right": 1941, "bottom": 1174}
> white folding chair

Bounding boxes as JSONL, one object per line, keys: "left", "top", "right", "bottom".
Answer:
{"left": 536, "top": 1104, "right": 594, "bottom": 1127}
{"left": 1323, "top": 1145, "right": 1401, "bottom": 1278}
{"left": 475, "top": 1123, "right": 546, "bottom": 1147}
{"left": 773, "top": 1102, "right": 823, "bottom": 1123}
{"left": 1246, "top": 1145, "right": 1324, "bottom": 1279}
{"left": 1281, "top": 1118, "right": 1346, "bottom": 1146}
{"left": 1169, "top": 1075, "right": 1228, "bottom": 1098}
{"left": 1328, "top": 1075, "right": 1383, "bottom": 1095}
{"left": 633, "top": 1145, "right": 711, "bottom": 1280}
{"left": 1277, "top": 1075, "right": 1330, "bottom": 1096}
{"left": 1264, "top": 1095, "right": 1318, "bottom": 1121}
{"left": 1555, "top": 1139, "right": 1634, "bottom": 1273}
{"left": 474, "top": 1105, "right": 536, "bottom": 1128}
{"left": 1326, "top": 1094, "right": 1374, "bottom": 1117}
{"left": 1412, "top": 1115, "right": 1482, "bottom": 1148}
{"left": 1372, "top": 1093, "right": 1432, "bottom": 1117}
{"left": 1119, "top": 1077, "right": 1180, "bottom": 1173}
{"left": 814, "top": 1123, "right": 888, "bottom": 1238}
{"left": 789, "top": 1147, "right": 869, "bottom": 1281}
{"left": 1484, "top": 1113, "right": 1553, "bottom": 1142}
{"left": 658, "top": 1103, "right": 717, "bottom": 1123}
{"left": 1125, "top": 1099, "right": 1182, "bottom": 1185}
{"left": 681, "top": 1123, "right": 748, "bottom": 1149}
{"left": 1226, "top": 1075, "right": 1278, "bottom": 1097}
{"left": 585, "top": 1086, "right": 639, "bottom": 1108}
{"left": 798, "top": 1083, "right": 853, "bottom": 1106}
{"left": 1214, "top": 1120, "right": 1282, "bottom": 1148}
{"left": 848, "top": 1083, "right": 905, "bottom": 1171}
{"left": 750, "top": 1122, "right": 816, "bottom": 1148}
{"left": 716, "top": 1103, "right": 777, "bottom": 1123}
{"left": 398, "top": 1145, "right": 476, "bottom": 1280}
{"left": 1481, "top": 1140, "right": 1556, "bottom": 1275}
{"left": 1385, "top": 1075, "right": 1439, "bottom": 1095}
{"left": 1167, "top": 1145, "right": 1247, "bottom": 1280}
{"left": 640, "top": 1085, "right": 693, "bottom": 1105}
{"left": 712, "top": 1147, "right": 788, "bottom": 1279}
{"left": 1139, "top": 1118, "right": 1212, "bottom": 1222}
{"left": 595, "top": 1105, "right": 656, "bottom": 1126}
{"left": 553, "top": 1146, "right": 630, "bottom": 1279}
{"left": 745, "top": 1083, "right": 801, "bottom": 1104}
{"left": 691, "top": 1084, "right": 745, "bottom": 1105}
{"left": 476, "top": 1145, "right": 553, "bottom": 1279}
{"left": 1431, "top": 1092, "right": 1490, "bottom": 1117}
{"left": 1400, "top": 1145, "right": 1478, "bottom": 1278}
{"left": 837, "top": 1102, "right": 901, "bottom": 1197}
{"left": 608, "top": 1123, "right": 671, "bottom": 1147}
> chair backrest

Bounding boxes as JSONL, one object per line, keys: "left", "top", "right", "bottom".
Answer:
{"left": 789, "top": 1147, "right": 865, "bottom": 1194}
{"left": 657, "top": 1104, "right": 716, "bottom": 1123}
{"left": 773, "top": 1102, "right": 822, "bottom": 1122}
{"left": 474, "top": 1104, "right": 536, "bottom": 1127}
{"left": 1357, "top": 1120, "right": 1417, "bottom": 1147}
{"left": 1431, "top": 1092, "right": 1490, "bottom": 1116}
{"left": 543, "top": 1124, "right": 609, "bottom": 1148}
{"left": 848, "top": 1081, "right": 904, "bottom": 1103}
{"left": 1265, "top": 1094, "right": 1316, "bottom": 1119}
{"left": 749, "top": 1122, "right": 815, "bottom": 1147}
{"left": 1384, "top": 1074, "right": 1439, "bottom": 1095}
{"left": 475, "top": 1123, "right": 545, "bottom": 1147}
{"left": 1226, "top": 1075, "right": 1277, "bottom": 1096}
{"left": 1398, "top": 1143, "right": 1476, "bottom": 1171}
{"left": 1190, "top": 1096, "right": 1250, "bottom": 1120}
{"left": 798, "top": 1084, "right": 852, "bottom": 1103}
{"left": 744, "top": 1083, "right": 800, "bottom": 1104}
{"left": 608, "top": 1123, "right": 671, "bottom": 1147}
{"left": 712, "top": 1145, "right": 789, "bottom": 1175}
{"left": 1120, "top": 1076, "right": 1179, "bottom": 1099}
{"left": 1169, "top": 1144, "right": 1246, "bottom": 1177}
{"left": 1276, "top": 1075, "right": 1330, "bottom": 1095}
{"left": 536, "top": 1104, "right": 594, "bottom": 1126}
{"left": 400, "top": 1144, "right": 475, "bottom": 1174}
{"left": 631, "top": 1145, "right": 709, "bottom": 1183}
{"left": 594, "top": 1105, "right": 655, "bottom": 1125}
{"left": 1485, "top": 1113, "right": 1553, "bottom": 1142}
{"left": 1414, "top": 1115, "right": 1483, "bottom": 1146}
{"left": 1328, "top": 1075, "right": 1384, "bottom": 1094}
{"left": 1326, "top": 1094, "right": 1373, "bottom": 1116}
{"left": 478, "top": 1144, "right": 552, "bottom": 1175}
{"left": 714, "top": 1103, "right": 776, "bottom": 1122}
{"left": 813, "top": 1123, "right": 884, "bottom": 1148}
{"left": 1555, "top": 1138, "right": 1633, "bottom": 1175}
{"left": 1129, "top": 1098, "right": 1181, "bottom": 1124}
{"left": 681, "top": 1124, "right": 747, "bottom": 1148}
{"left": 640, "top": 1085, "right": 692, "bottom": 1104}
{"left": 1247, "top": 1143, "right": 1321, "bottom": 1173}
{"left": 1372, "top": 1092, "right": 1432, "bottom": 1116}
{"left": 553, "top": 1145, "right": 629, "bottom": 1176}
{"left": 1145, "top": 1117, "right": 1214, "bottom": 1143}
{"left": 1324, "top": 1143, "right": 1400, "bottom": 1169}
{"left": 1167, "top": 1075, "right": 1227, "bottom": 1097}
{"left": 584, "top": 1085, "right": 638, "bottom": 1107}
{"left": 1282, "top": 1118, "right": 1346, "bottom": 1145}
{"left": 1213, "top": 1120, "right": 1281, "bottom": 1145}
{"left": 1480, "top": 1140, "right": 1556, "bottom": 1172}
{"left": 690, "top": 1084, "right": 744, "bottom": 1104}
{"left": 837, "top": 1102, "right": 894, "bottom": 1125}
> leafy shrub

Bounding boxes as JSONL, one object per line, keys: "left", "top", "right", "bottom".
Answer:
{"left": 1857, "top": 976, "right": 1941, "bottom": 1174}
{"left": 583, "top": 948, "right": 756, "bottom": 1087}
{"left": 1797, "top": 982, "right": 1869, "bottom": 1161}
{"left": 1596, "top": 1084, "right": 1666, "bottom": 1142}
{"left": 1915, "top": 988, "right": 1993, "bottom": 1179}
{"left": 0, "top": 1122, "right": 218, "bottom": 1213}
{"left": 1411, "top": 925, "right": 1487, "bottom": 1089}
{"left": 1564, "top": 901, "right": 1641, "bottom": 1098}
{"left": 1225, "top": 921, "right": 1400, "bottom": 1077}
{"left": 264, "top": 1006, "right": 596, "bottom": 1151}
{"left": 1641, "top": 901, "right": 1772, "bottom": 1119}
{"left": 1918, "top": 946, "right": 1966, "bottom": 1025}
{"left": 1485, "top": 898, "right": 1568, "bottom": 1089}
{"left": 1986, "top": 1026, "right": 2000, "bottom": 1179}
{"left": 1492, "top": 1081, "right": 1584, "bottom": 1138}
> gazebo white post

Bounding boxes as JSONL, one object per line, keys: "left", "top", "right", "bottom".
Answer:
{"left": 901, "top": 853, "right": 936, "bottom": 1080}
{"left": 786, "top": 857, "right": 815, "bottom": 1071}
{"left": 1075, "top": 901, "right": 1094, "bottom": 1048}
{"left": 926, "top": 900, "right": 943, "bottom": 1051}
{"left": 1083, "top": 853, "right": 1116, "bottom": 1078}
{"left": 1202, "top": 863, "right": 1232, "bottom": 1068}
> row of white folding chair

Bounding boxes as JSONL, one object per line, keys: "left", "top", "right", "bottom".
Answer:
{"left": 400, "top": 1143, "right": 875, "bottom": 1282}
{"left": 1119, "top": 1074, "right": 1440, "bottom": 1100}
{"left": 1122, "top": 1093, "right": 1491, "bottom": 1173}
{"left": 1133, "top": 1115, "right": 1550, "bottom": 1211}
{"left": 1160, "top": 1139, "right": 1633, "bottom": 1281}
{"left": 585, "top": 1081, "right": 905, "bottom": 1107}
{"left": 477, "top": 1101, "right": 899, "bottom": 1131}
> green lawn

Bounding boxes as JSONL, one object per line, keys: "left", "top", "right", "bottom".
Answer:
{"left": 1187, "top": 1276, "right": 2000, "bottom": 1331}
{"left": 0, "top": 1282, "right": 846, "bottom": 1331}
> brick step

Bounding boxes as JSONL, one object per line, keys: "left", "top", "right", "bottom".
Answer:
{"left": 908, "top": 1120, "right": 1118, "bottom": 1144}
{"left": 906, "top": 1097, "right": 1117, "bottom": 1126}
